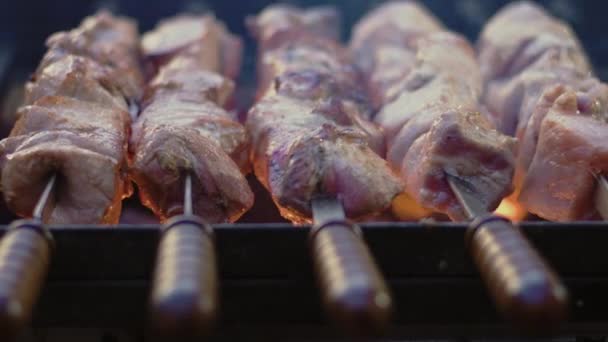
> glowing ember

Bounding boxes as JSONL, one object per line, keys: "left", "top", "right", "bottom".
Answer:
{"left": 494, "top": 197, "right": 527, "bottom": 222}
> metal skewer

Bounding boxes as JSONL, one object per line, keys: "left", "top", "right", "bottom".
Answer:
{"left": 447, "top": 173, "right": 569, "bottom": 331}
{"left": 149, "top": 173, "right": 218, "bottom": 337}
{"left": 0, "top": 174, "right": 56, "bottom": 340}
{"left": 309, "top": 196, "right": 392, "bottom": 335}
{"left": 594, "top": 176, "right": 608, "bottom": 220}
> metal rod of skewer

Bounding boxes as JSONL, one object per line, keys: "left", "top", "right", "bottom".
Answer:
{"left": 150, "top": 173, "right": 219, "bottom": 337}
{"left": 309, "top": 196, "right": 392, "bottom": 335}
{"left": 447, "top": 173, "right": 569, "bottom": 331}
{"left": 0, "top": 174, "right": 55, "bottom": 340}
{"left": 33, "top": 175, "right": 57, "bottom": 220}
{"left": 594, "top": 176, "right": 608, "bottom": 220}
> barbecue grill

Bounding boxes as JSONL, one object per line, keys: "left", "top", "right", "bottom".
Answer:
{"left": 1, "top": 0, "right": 608, "bottom": 341}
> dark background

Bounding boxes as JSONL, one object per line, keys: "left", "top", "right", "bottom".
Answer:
{"left": 0, "top": 0, "right": 607, "bottom": 82}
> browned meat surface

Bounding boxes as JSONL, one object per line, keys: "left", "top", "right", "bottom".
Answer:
{"left": 520, "top": 88, "right": 608, "bottom": 221}
{"left": 479, "top": 1, "right": 608, "bottom": 221}
{"left": 351, "top": 1, "right": 515, "bottom": 220}
{"left": 132, "top": 15, "right": 252, "bottom": 222}
{"left": 24, "top": 54, "right": 128, "bottom": 110}
{"left": 247, "top": 5, "right": 402, "bottom": 223}
{"left": 141, "top": 14, "right": 242, "bottom": 80}
{"left": 1, "top": 96, "right": 131, "bottom": 224}
{"left": 0, "top": 11, "right": 141, "bottom": 224}
{"left": 39, "top": 11, "right": 144, "bottom": 103}
{"left": 246, "top": 4, "right": 339, "bottom": 51}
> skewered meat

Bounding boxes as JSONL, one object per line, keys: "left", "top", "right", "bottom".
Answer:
{"left": 0, "top": 11, "right": 141, "bottom": 224}
{"left": 479, "top": 1, "right": 608, "bottom": 221}
{"left": 1, "top": 97, "right": 131, "bottom": 223}
{"left": 247, "top": 5, "right": 402, "bottom": 223}
{"left": 24, "top": 54, "right": 128, "bottom": 110}
{"left": 478, "top": 1, "right": 591, "bottom": 136}
{"left": 351, "top": 1, "right": 515, "bottom": 220}
{"left": 131, "top": 15, "right": 252, "bottom": 222}
{"left": 141, "top": 14, "right": 242, "bottom": 80}
{"left": 38, "top": 10, "right": 144, "bottom": 103}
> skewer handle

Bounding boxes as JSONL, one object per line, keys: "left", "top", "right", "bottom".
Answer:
{"left": 310, "top": 220, "right": 392, "bottom": 335}
{"left": 467, "top": 216, "right": 568, "bottom": 330}
{"left": 0, "top": 219, "right": 52, "bottom": 340}
{"left": 150, "top": 215, "right": 218, "bottom": 337}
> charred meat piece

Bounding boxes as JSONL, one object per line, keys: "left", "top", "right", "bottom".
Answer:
{"left": 479, "top": 1, "right": 608, "bottom": 220}
{"left": 351, "top": 1, "right": 515, "bottom": 220}
{"left": 0, "top": 11, "right": 141, "bottom": 224}
{"left": 131, "top": 15, "right": 252, "bottom": 222}
{"left": 247, "top": 5, "right": 402, "bottom": 223}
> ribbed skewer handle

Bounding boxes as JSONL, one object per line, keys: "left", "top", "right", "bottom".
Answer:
{"left": 150, "top": 215, "right": 218, "bottom": 337}
{"left": 310, "top": 220, "right": 392, "bottom": 334}
{"left": 0, "top": 220, "right": 52, "bottom": 340}
{"left": 467, "top": 216, "right": 568, "bottom": 330}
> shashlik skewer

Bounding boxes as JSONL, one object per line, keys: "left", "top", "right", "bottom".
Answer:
{"left": 478, "top": 1, "right": 608, "bottom": 222}
{"left": 247, "top": 5, "right": 399, "bottom": 333}
{"left": 0, "top": 11, "right": 144, "bottom": 339}
{"left": 0, "top": 11, "right": 141, "bottom": 224}
{"left": 350, "top": 1, "right": 568, "bottom": 329}
{"left": 350, "top": 1, "right": 516, "bottom": 221}
{"left": 247, "top": 4, "right": 402, "bottom": 223}
{"left": 134, "top": 15, "right": 253, "bottom": 223}
{"left": 136, "top": 15, "right": 253, "bottom": 336}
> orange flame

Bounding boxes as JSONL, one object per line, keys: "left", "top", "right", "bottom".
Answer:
{"left": 494, "top": 197, "right": 527, "bottom": 222}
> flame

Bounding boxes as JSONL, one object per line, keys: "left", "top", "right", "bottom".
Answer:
{"left": 392, "top": 192, "right": 528, "bottom": 222}
{"left": 392, "top": 192, "right": 432, "bottom": 221}
{"left": 494, "top": 197, "right": 527, "bottom": 222}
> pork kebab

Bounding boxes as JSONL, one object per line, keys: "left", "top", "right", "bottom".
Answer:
{"left": 134, "top": 14, "right": 253, "bottom": 223}
{"left": 246, "top": 5, "right": 401, "bottom": 332}
{"left": 350, "top": 2, "right": 568, "bottom": 328}
{"left": 136, "top": 15, "right": 253, "bottom": 335}
{"left": 0, "top": 11, "right": 143, "bottom": 223}
{"left": 350, "top": 1, "right": 516, "bottom": 221}
{"left": 0, "top": 11, "right": 144, "bottom": 339}
{"left": 247, "top": 5, "right": 402, "bottom": 223}
{"left": 478, "top": 1, "right": 608, "bottom": 222}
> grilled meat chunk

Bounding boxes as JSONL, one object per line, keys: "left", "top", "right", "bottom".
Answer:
{"left": 132, "top": 15, "right": 252, "bottom": 222}
{"left": 247, "top": 5, "right": 402, "bottom": 223}
{"left": 0, "top": 96, "right": 131, "bottom": 223}
{"left": 141, "top": 14, "right": 242, "bottom": 80}
{"left": 25, "top": 54, "right": 128, "bottom": 110}
{"left": 351, "top": 1, "right": 515, "bottom": 220}
{"left": 479, "top": 1, "right": 608, "bottom": 220}
{"left": 0, "top": 11, "right": 141, "bottom": 224}
{"left": 520, "top": 88, "right": 608, "bottom": 221}
{"left": 40, "top": 10, "right": 144, "bottom": 103}
{"left": 246, "top": 4, "right": 339, "bottom": 51}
